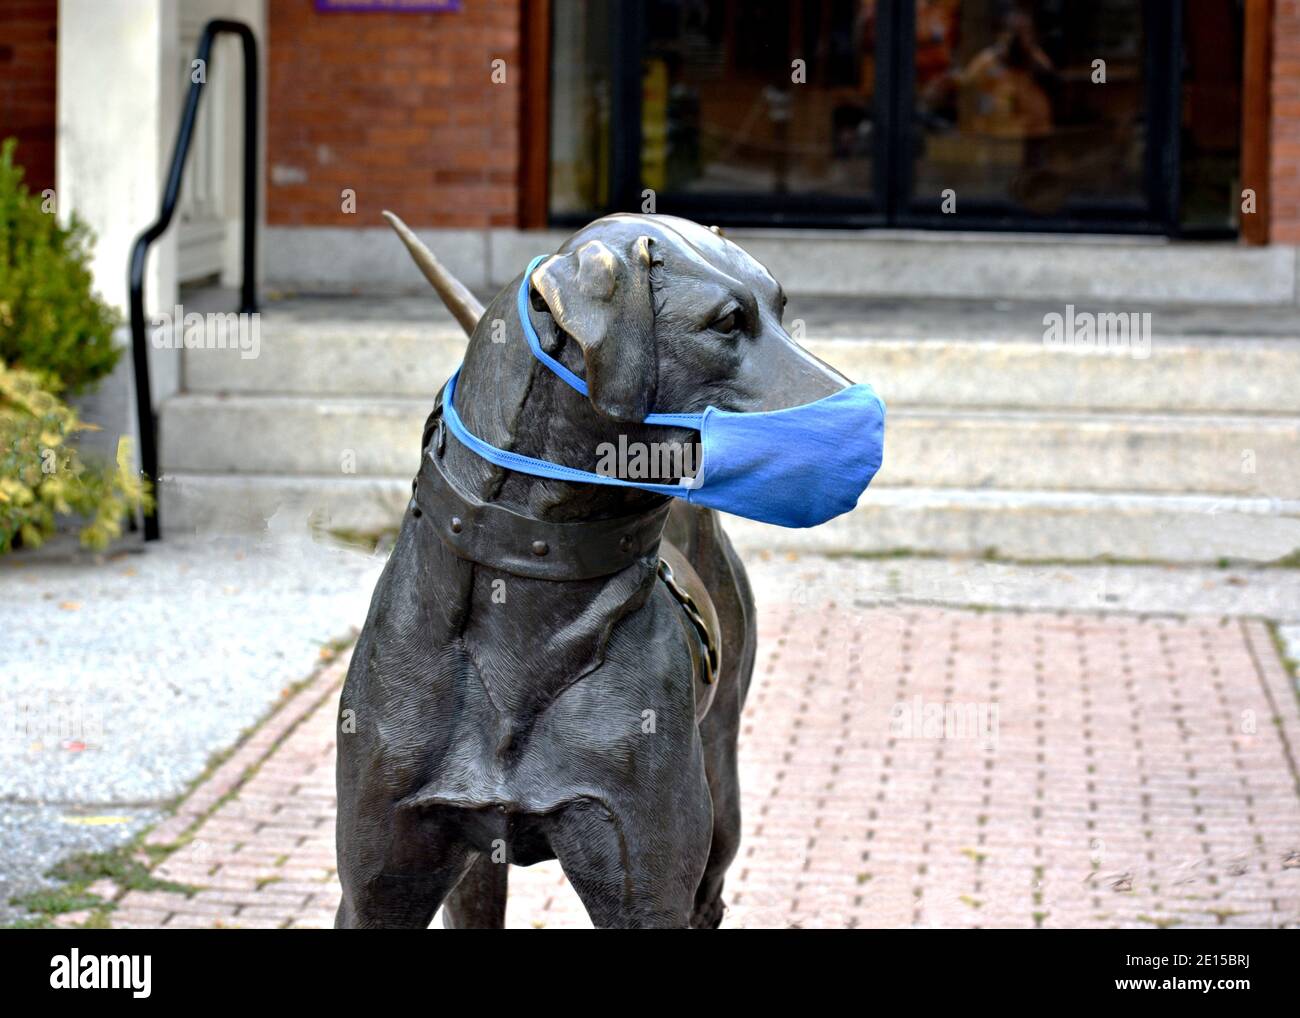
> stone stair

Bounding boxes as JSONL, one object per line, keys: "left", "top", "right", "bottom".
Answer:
{"left": 160, "top": 297, "right": 1300, "bottom": 564}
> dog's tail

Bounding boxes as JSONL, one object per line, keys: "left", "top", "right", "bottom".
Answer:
{"left": 382, "top": 210, "right": 483, "bottom": 337}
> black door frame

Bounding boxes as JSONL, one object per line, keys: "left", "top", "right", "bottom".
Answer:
{"left": 554, "top": 0, "right": 1184, "bottom": 235}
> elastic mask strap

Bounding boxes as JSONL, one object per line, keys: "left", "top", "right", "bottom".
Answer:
{"left": 518, "top": 254, "right": 587, "bottom": 395}
{"left": 442, "top": 368, "right": 696, "bottom": 496}
{"left": 518, "top": 255, "right": 704, "bottom": 430}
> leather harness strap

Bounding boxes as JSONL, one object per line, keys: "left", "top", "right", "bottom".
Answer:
{"left": 413, "top": 407, "right": 672, "bottom": 582}
{"left": 414, "top": 440, "right": 672, "bottom": 581}
{"left": 656, "top": 558, "right": 719, "bottom": 686}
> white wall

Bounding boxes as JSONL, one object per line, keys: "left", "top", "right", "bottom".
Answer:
{"left": 58, "top": 0, "right": 180, "bottom": 404}
{"left": 56, "top": 0, "right": 266, "bottom": 413}
{"left": 178, "top": 0, "right": 267, "bottom": 290}
{"left": 211, "top": 0, "right": 267, "bottom": 291}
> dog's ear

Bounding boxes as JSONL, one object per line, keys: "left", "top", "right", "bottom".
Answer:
{"left": 530, "top": 237, "right": 658, "bottom": 423}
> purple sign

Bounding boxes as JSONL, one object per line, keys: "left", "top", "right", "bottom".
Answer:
{"left": 315, "top": 0, "right": 460, "bottom": 11}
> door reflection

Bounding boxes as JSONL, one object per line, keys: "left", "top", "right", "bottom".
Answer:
{"left": 910, "top": 0, "right": 1148, "bottom": 217}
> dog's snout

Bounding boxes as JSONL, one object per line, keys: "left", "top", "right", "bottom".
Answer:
{"left": 741, "top": 328, "right": 851, "bottom": 412}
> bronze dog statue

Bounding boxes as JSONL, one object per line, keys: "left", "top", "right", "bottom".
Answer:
{"left": 335, "top": 213, "right": 855, "bottom": 928}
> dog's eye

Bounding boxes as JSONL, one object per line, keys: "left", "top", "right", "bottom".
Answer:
{"left": 710, "top": 309, "right": 742, "bottom": 335}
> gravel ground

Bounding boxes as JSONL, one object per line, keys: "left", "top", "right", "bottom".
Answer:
{"left": 0, "top": 532, "right": 383, "bottom": 924}
{"left": 0, "top": 804, "right": 159, "bottom": 919}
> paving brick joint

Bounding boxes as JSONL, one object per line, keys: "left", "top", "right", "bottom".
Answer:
{"left": 89, "top": 585, "right": 1300, "bottom": 930}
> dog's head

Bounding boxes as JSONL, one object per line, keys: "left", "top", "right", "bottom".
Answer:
{"left": 527, "top": 214, "right": 850, "bottom": 424}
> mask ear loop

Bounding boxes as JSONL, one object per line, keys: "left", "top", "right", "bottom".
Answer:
{"left": 519, "top": 255, "right": 703, "bottom": 430}
{"left": 442, "top": 368, "right": 703, "bottom": 495}
{"left": 518, "top": 255, "right": 589, "bottom": 396}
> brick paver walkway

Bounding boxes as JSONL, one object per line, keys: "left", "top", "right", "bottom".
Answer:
{"left": 100, "top": 599, "right": 1300, "bottom": 928}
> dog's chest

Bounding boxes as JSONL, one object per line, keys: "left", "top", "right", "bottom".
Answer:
{"left": 455, "top": 562, "right": 656, "bottom": 712}
{"left": 408, "top": 578, "right": 703, "bottom": 812}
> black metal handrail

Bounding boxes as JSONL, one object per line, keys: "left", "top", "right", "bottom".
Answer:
{"left": 128, "top": 19, "right": 258, "bottom": 541}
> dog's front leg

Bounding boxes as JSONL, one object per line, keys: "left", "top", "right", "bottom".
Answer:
{"left": 334, "top": 800, "right": 476, "bottom": 929}
{"left": 442, "top": 853, "right": 508, "bottom": 929}
{"left": 547, "top": 787, "right": 713, "bottom": 929}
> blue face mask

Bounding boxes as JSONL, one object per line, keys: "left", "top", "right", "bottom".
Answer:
{"left": 441, "top": 256, "right": 886, "bottom": 529}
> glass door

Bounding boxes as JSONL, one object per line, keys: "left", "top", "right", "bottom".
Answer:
{"left": 548, "top": 0, "right": 1183, "bottom": 233}
{"left": 551, "top": 0, "right": 894, "bottom": 227}
{"left": 891, "top": 0, "right": 1181, "bottom": 231}
{"left": 638, "top": 0, "right": 887, "bottom": 225}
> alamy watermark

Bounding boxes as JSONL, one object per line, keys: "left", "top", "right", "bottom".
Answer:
{"left": 1043, "top": 304, "right": 1151, "bottom": 359}
{"left": 595, "top": 436, "right": 702, "bottom": 488}
{"left": 50, "top": 950, "right": 150, "bottom": 998}
{"left": 889, "top": 696, "right": 999, "bottom": 745}
{"left": 2, "top": 698, "right": 104, "bottom": 747}
{"left": 150, "top": 306, "right": 261, "bottom": 360}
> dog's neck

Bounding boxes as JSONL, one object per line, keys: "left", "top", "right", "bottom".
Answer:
{"left": 436, "top": 280, "right": 671, "bottom": 527}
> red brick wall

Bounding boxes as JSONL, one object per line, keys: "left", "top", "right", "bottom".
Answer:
{"left": 0, "top": 0, "right": 57, "bottom": 194}
{"left": 1272, "top": 0, "right": 1300, "bottom": 242}
{"left": 266, "top": 0, "right": 521, "bottom": 228}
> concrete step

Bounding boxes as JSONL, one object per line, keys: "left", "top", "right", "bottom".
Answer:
{"left": 161, "top": 394, "right": 430, "bottom": 477}
{"left": 728, "top": 488, "right": 1300, "bottom": 565}
{"left": 266, "top": 225, "right": 1300, "bottom": 305}
{"left": 184, "top": 327, "right": 1300, "bottom": 414}
{"left": 160, "top": 393, "right": 1300, "bottom": 498}
{"left": 884, "top": 408, "right": 1299, "bottom": 496}
{"left": 183, "top": 323, "right": 468, "bottom": 399}
{"left": 160, "top": 475, "right": 1300, "bottom": 566}
{"left": 839, "top": 337, "right": 1300, "bottom": 414}
{"left": 163, "top": 473, "right": 410, "bottom": 536}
